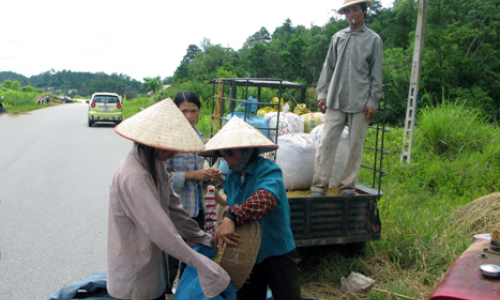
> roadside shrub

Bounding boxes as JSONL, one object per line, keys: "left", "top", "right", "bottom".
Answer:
{"left": 415, "top": 100, "right": 495, "bottom": 157}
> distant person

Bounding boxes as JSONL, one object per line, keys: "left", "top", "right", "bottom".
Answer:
{"left": 0, "top": 96, "right": 6, "bottom": 114}
{"left": 164, "top": 91, "right": 223, "bottom": 295}
{"left": 45, "top": 96, "right": 50, "bottom": 104}
{"left": 107, "top": 98, "right": 230, "bottom": 300}
{"left": 310, "top": 0, "right": 383, "bottom": 197}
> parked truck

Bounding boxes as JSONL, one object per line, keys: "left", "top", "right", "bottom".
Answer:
{"left": 208, "top": 78, "right": 389, "bottom": 251}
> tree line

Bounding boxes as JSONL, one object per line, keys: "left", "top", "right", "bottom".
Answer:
{"left": 169, "top": 0, "right": 500, "bottom": 125}
{"left": 1, "top": 0, "right": 499, "bottom": 125}
{"left": 0, "top": 70, "right": 144, "bottom": 98}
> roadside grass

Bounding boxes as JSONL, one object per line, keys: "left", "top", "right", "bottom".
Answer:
{"left": 1, "top": 90, "right": 60, "bottom": 114}
{"left": 122, "top": 96, "right": 152, "bottom": 119}
{"left": 303, "top": 101, "right": 500, "bottom": 299}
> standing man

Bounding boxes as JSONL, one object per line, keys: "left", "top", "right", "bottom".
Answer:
{"left": 311, "top": 0, "right": 383, "bottom": 197}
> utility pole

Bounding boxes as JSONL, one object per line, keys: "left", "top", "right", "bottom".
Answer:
{"left": 401, "top": 0, "right": 428, "bottom": 163}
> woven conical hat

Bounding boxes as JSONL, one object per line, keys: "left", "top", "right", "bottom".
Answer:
{"left": 115, "top": 98, "right": 204, "bottom": 152}
{"left": 199, "top": 116, "right": 278, "bottom": 157}
{"left": 338, "top": 0, "right": 371, "bottom": 14}
{"left": 214, "top": 221, "right": 262, "bottom": 289}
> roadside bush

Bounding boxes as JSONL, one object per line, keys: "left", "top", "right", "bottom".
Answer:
{"left": 1, "top": 91, "right": 37, "bottom": 106}
{"left": 416, "top": 100, "right": 496, "bottom": 157}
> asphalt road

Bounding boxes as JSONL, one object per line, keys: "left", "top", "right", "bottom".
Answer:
{"left": 0, "top": 103, "right": 132, "bottom": 299}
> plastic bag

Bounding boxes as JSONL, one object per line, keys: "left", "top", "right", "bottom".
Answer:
{"left": 225, "top": 112, "right": 269, "bottom": 138}
{"left": 175, "top": 245, "right": 237, "bottom": 300}
{"left": 236, "top": 96, "right": 259, "bottom": 113}
{"left": 265, "top": 112, "right": 304, "bottom": 142}
{"left": 293, "top": 103, "right": 311, "bottom": 115}
{"left": 256, "top": 107, "right": 274, "bottom": 117}
{"left": 275, "top": 133, "right": 317, "bottom": 190}
{"left": 301, "top": 112, "right": 325, "bottom": 133}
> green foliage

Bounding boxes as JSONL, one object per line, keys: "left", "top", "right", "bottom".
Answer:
{"left": 21, "top": 85, "right": 34, "bottom": 93}
{"left": 164, "top": 0, "right": 500, "bottom": 125}
{"left": 416, "top": 99, "right": 496, "bottom": 157}
{"left": 316, "top": 100, "right": 500, "bottom": 298}
{"left": 0, "top": 89, "right": 59, "bottom": 113}
{"left": 122, "top": 97, "right": 151, "bottom": 119}
{"left": 0, "top": 70, "right": 144, "bottom": 98}
{"left": 141, "top": 76, "right": 163, "bottom": 94}
{"left": 3, "top": 0, "right": 500, "bottom": 125}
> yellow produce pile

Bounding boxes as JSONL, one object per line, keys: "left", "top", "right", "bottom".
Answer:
{"left": 450, "top": 192, "right": 500, "bottom": 236}
{"left": 287, "top": 187, "right": 341, "bottom": 197}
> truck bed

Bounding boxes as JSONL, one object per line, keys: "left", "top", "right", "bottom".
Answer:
{"left": 287, "top": 184, "right": 382, "bottom": 247}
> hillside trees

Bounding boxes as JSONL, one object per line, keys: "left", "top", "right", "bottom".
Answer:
{"left": 421, "top": 0, "right": 500, "bottom": 121}
{"left": 141, "top": 76, "right": 163, "bottom": 94}
{"left": 0, "top": 70, "right": 145, "bottom": 97}
{"left": 165, "top": 0, "right": 499, "bottom": 125}
{"left": 1, "top": 0, "right": 498, "bottom": 124}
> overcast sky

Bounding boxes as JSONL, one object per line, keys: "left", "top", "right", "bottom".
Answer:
{"left": 1, "top": 0, "right": 393, "bottom": 82}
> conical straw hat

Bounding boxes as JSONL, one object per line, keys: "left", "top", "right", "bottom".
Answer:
{"left": 115, "top": 98, "right": 204, "bottom": 152}
{"left": 214, "top": 221, "right": 262, "bottom": 289}
{"left": 338, "top": 0, "right": 371, "bottom": 14}
{"left": 199, "top": 116, "right": 278, "bottom": 157}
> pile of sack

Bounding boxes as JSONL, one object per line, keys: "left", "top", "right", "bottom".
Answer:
{"left": 221, "top": 97, "right": 350, "bottom": 191}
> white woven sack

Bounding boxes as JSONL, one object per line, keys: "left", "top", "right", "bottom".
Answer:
{"left": 265, "top": 112, "right": 305, "bottom": 142}
{"left": 310, "top": 124, "right": 350, "bottom": 187}
{"left": 276, "top": 133, "right": 316, "bottom": 190}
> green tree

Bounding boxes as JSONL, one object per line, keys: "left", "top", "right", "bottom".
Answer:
{"left": 247, "top": 43, "right": 269, "bottom": 77}
{"left": 2, "top": 80, "right": 13, "bottom": 90}
{"left": 245, "top": 27, "right": 272, "bottom": 47}
{"left": 141, "top": 76, "right": 163, "bottom": 94}
{"left": 280, "top": 34, "right": 307, "bottom": 80}
{"left": 21, "top": 85, "right": 34, "bottom": 93}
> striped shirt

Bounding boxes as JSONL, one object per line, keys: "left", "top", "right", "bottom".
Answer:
{"left": 165, "top": 127, "right": 205, "bottom": 217}
{"left": 203, "top": 185, "right": 217, "bottom": 235}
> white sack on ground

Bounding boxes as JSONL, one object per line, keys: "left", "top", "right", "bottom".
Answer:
{"left": 310, "top": 124, "right": 350, "bottom": 187}
{"left": 265, "top": 112, "right": 304, "bottom": 142}
{"left": 276, "top": 133, "right": 316, "bottom": 190}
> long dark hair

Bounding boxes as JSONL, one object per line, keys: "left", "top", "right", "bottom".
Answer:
{"left": 173, "top": 91, "right": 201, "bottom": 109}
{"left": 137, "top": 143, "right": 158, "bottom": 188}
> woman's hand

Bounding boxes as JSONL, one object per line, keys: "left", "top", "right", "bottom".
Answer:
{"left": 214, "top": 217, "right": 241, "bottom": 253}
{"left": 209, "top": 168, "right": 222, "bottom": 181}
{"left": 187, "top": 169, "right": 215, "bottom": 181}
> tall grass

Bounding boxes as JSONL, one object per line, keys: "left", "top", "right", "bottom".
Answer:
{"left": 0, "top": 90, "right": 59, "bottom": 113}
{"left": 305, "top": 100, "right": 500, "bottom": 299}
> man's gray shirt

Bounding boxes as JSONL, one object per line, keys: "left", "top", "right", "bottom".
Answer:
{"left": 316, "top": 24, "right": 383, "bottom": 113}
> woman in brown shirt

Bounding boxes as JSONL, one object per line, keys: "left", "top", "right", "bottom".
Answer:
{"left": 107, "top": 98, "right": 230, "bottom": 300}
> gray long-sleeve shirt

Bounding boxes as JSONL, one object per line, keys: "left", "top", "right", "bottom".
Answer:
{"left": 107, "top": 143, "right": 229, "bottom": 299}
{"left": 316, "top": 24, "right": 383, "bottom": 113}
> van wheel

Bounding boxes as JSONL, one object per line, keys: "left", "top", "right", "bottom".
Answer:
{"left": 88, "top": 119, "right": 93, "bottom": 127}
